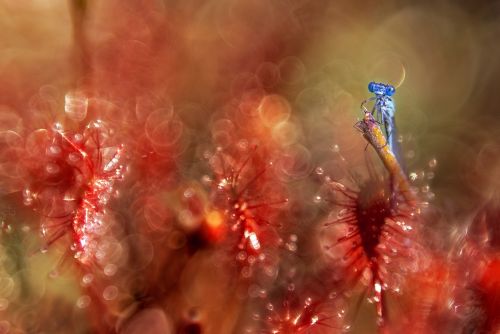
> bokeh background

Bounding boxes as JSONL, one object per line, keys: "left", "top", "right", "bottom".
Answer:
{"left": 0, "top": 0, "right": 499, "bottom": 333}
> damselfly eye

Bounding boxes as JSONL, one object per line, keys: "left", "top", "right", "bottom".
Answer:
{"left": 386, "top": 85, "right": 396, "bottom": 96}
{"left": 368, "top": 81, "right": 377, "bottom": 93}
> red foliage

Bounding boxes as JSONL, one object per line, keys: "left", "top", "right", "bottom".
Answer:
{"left": 323, "top": 161, "right": 422, "bottom": 330}
{"left": 207, "top": 143, "right": 288, "bottom": 277}
{"left": 264, "top": 291, "right": 340, "bottom": 334}
{"left": 22, "top": 121, "right": 125, "bottom": 265}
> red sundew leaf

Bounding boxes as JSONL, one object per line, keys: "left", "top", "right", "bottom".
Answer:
{"left": 262, "top": 292, "right": 343, "bottom": 334}
{"left": 206, "top": 143, "right": 288, "bottom": 277}
{"left": 322, "top": 161, "right": 422, "bottom": 331}
{"left": 22, "top": 121, "right": 125, "bottom": 266}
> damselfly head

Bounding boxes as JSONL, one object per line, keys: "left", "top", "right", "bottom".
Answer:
{"left": 368, "top": 82, "right": 395, "bottom": 96}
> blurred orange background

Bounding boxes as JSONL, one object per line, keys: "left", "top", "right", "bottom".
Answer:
{"left": 1, "top": 1, "right": 500, "bottom": 333}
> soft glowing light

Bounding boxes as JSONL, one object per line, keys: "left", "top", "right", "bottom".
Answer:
{"left": 246, "top": 230, "right": 261, "bottom": 250}
{"left": 206, "top": 210, "right": 223, "bottom": 229}
{"left": 64, "top": 91, "right": 88, "bottom": 122}
{"left": 218, "top": 178, "right": 229, "bottom": 189}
